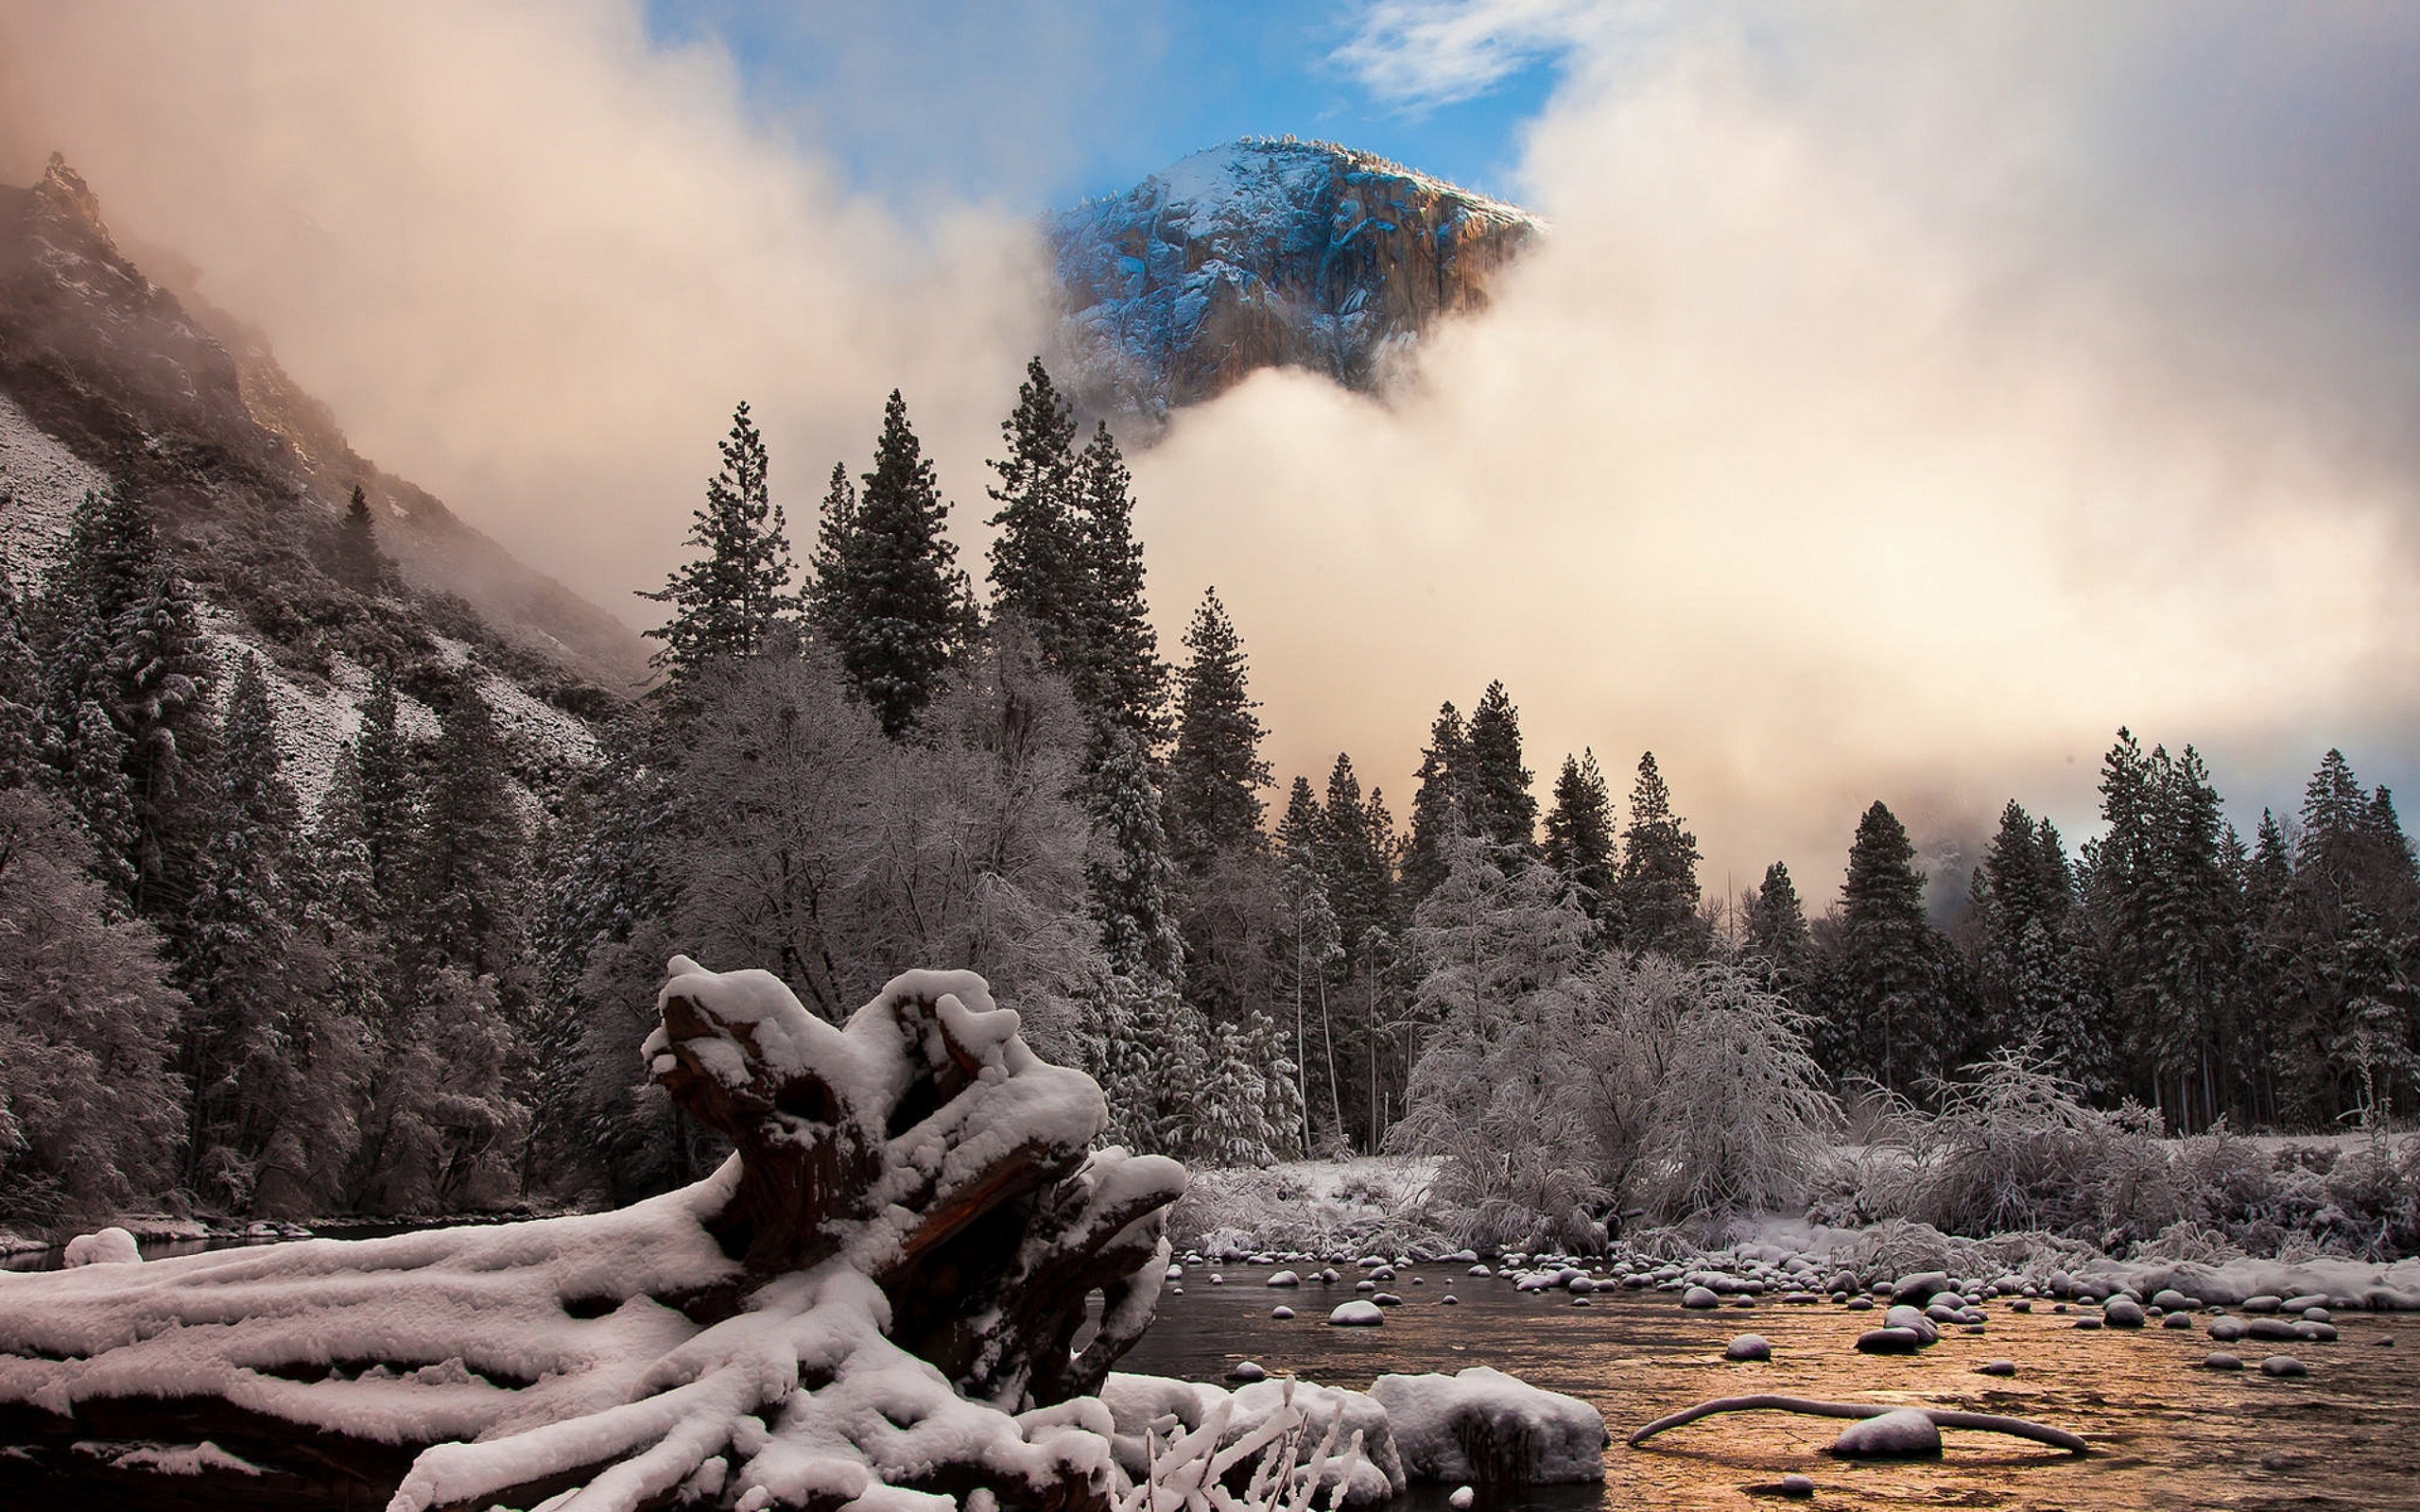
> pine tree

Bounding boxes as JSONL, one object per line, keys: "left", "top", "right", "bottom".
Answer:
{"left": 2259, "top": 748, "right": 2420, "bottom": 1126}
{"left": 406, "top": 679, "right": 526, "bottom": 988}
{"left": 642, "top": 402, "right": 796, "bottom": 680}
{"left": 1320, "top": 753, "right": 1391, "bottom": 955}
{"left": 1071, "top": 421, "right": 1166, "bottom": 743}
{"left": 1966, "top": 801, "right": 2106, "bottom": 1090}
{"left": 1086, "top": 726, "right": 1184, "bottom": 986}
{"left": 985, "top": 357, "right": 1086, "bottom": 666}
{"left": 1280, "top": 775, "right": 1324, "bottom": 867}
{"left": 1463, "top": 680, "right": 1535, "bottom": 850}
{"left": 109, "top": 566, "right": 217, "bottom": 917}
{"left": 354, "top": 662, "right": 416, "bottom": 904}
{"left": 1826, "top": 799, "right": 1945, "bottom": 1094}
{"left": 1740, "top": 860, "right": 1809, "bottom": 971}
{"left": 1541, "top": 749, "right": 1616, "bottom": 924}
{"left": 0, "top": 562, "right": 44, "bottom": 790}
{"left": 49, "top": 695, "right": 138, "bottom": 900}
{"left": 811, "top": 390, "right": 977, "bottom": 736}
{"left": 179, "top": 654, "right": 360, "bottom": 1211}
{"left": 804, "top": 461, "right": 858, "bottom": 641}
{"left": 1401, "top": 702, "right": 1470, "bottom": 908}
{"left": 1617, "top": 751, "right": 1703, "bottom": 956}
{"left": 1165, "top": 588, "right": 1270, "bottom": 870}
{"left": 335, "top": 484, "right": 383, "bottom": 595}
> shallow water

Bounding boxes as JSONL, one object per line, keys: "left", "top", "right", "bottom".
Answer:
{"left": 1119, "top": 1265, "right": 2420, "bottom": 1511}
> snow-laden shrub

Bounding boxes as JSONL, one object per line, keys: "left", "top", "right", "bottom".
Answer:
{"left": 1168, "top": 1160, "right": 1448, "bottom": 1258}
{"left": 1392, "top": 839, "right": 1840, "bottom": 1246}
{"left": 2131, "top": 1219, "right": 2244, "bottom": 1266}
{"left": 1631, "top": 966, "right": 1841, "bottom": 1221}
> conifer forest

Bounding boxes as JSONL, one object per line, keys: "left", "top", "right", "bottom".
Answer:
{"left": 5, "top": 359, "right": 2415, "bottom": 1263}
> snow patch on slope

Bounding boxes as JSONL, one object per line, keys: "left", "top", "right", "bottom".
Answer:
{"left": 0, "top": 388, "right": 106, "bottom": 578}
{"left": 0, "top": 390, "right": 595, "bottom": 813}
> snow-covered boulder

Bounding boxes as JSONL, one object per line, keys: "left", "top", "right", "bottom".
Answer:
{"left": 59, "top": 1228, "right": 140, "bottom": 1266}
{"left": 1329, "top": 1299, "right": 1386, "bottom": 1327}
{"left": 1369, "top": 1366, "right": 1605, "bottom": 1485}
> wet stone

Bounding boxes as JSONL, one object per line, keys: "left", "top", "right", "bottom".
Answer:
{"left": 1830, "top": 1409, "right": 1943, "bottom": 1460}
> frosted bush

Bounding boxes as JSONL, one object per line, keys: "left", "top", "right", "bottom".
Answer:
{"left": 2132, "top": 1220, "right": 2243, "bottom": 1266}
{"left": 1632, "top": 966, "right": 1841, "bottom": 1221}
{"left": 1393, "top": 839, "right": 1841, "bottom": 1248}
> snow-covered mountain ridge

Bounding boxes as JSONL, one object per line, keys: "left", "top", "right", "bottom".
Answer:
{"left": 1047, "top": 138, "right": 1541, "bottom": 421}
{"left": 0, "top": 155, "right": 626, "bottom": 805}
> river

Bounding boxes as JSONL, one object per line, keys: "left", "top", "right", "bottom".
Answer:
{"left": 1118, "top": 1263, "right": 2420, "bottom": 1512}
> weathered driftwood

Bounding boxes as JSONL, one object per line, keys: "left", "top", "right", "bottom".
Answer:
{"left": 0, "top": 960, "right": 1187, "bottom": 1512}
{"left": 1626, "top": 1394, "right": 2089, "bottom": 1454}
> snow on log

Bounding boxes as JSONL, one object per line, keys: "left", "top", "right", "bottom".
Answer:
{"left": 0, "top": 960, "right": 1189, "bottom": 1512}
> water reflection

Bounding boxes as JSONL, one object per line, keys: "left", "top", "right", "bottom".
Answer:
{"left": 1119, "top": 1265, "right": 2420, "bottom": 1511}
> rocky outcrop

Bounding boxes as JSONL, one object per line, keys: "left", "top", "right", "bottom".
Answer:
{"left": 1047, "top": 138, "right": 1541, "bottom": 422}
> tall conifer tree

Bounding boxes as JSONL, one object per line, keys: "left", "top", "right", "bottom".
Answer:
{"left": 1402, "top": 702, "right": 1470, "bottom": 908}
{"left": 1165, "top": 589, "right": 1270, "bottom": 870}
{"left": 1741, "top": 860, "right": 1809, "bottom": 971}
{"left": 1071, "top": 421, "right": 1167, "bottom": 743}
{"left": 1541, "top": 749, "right": 1616, "bottom": 923}
{"left": 335, "top": 484, "right": 383, "bottom": 595}
{"left": 984, "top": 357, "right": 1086, "bottom": 665}
{"left": 1463, "top": 681, "right": 1535, "bottom": 850}
{"left": 1617, "top": 751, "right": 1703, "bottom": 955}
{"left": 642, "top": 402, "right": 796, "bottom": 680}
{"left": 810, "top": 391, "right": 977, "bottom": 737}
{"left": 1828, "top": 799, "right": 1944, "bottom": 1093}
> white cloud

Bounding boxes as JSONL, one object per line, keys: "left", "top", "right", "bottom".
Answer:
{"left": 1332, "top": 0, "right": 1619, "bottom": 107}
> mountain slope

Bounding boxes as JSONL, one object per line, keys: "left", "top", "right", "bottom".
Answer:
{"left": 0, "top": 155, "right": 640, "bottom": 802}
{"left": 0, "top": 155, "right": 648, "bottom": 701}
{"left": 1047, "top": 138, "right": 1540, "bottom": 421}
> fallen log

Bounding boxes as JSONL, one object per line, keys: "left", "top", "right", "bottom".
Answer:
{"left": 0, "top": 959, "right": 1187, "bottom": 1512}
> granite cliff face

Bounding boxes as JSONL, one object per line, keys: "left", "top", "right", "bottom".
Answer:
{"left": 1047, "top": 138, "right": 1540, "bottom": 422}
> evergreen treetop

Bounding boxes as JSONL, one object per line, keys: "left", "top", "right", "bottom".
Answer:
{"left": 1166, "top": 588, "right": 1270, "bottom": 870}
{"left": 1071, "top": 421, "right": 1167, "bottom": 745}
{"left": 1541, "top": 748, "right": 1616, "bottom": 922}
{"left": 985, "top": 357, "right": 1085, "bottom": 663}
{"left": 1740, "top": 859, "right": 1808, "bottom": 966}
{"left": 1401, "top": 701, "right": 1469, "bottom": 907}
{"left": 1617, "top": 751, "right": 1703, "bottom": 956}
{"left": 336, "top": 484, "right": 383, "bottom": 596}
{"left": 1463, "top": 680, "right": 1535, "bottom": 850}
{"left": 642, "top": 402, "right": 796, "bottom": 681}
{"left": 811, "top": 390, "right": 977, "bottom": 738}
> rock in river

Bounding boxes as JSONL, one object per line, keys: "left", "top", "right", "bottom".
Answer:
{"left": 1830, "top": 1410, "right": 1943, "bottom": 1459}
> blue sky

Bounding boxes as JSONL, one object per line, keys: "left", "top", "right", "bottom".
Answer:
{"left": 643, "top": 0, "right": 1567, "bottom": 210}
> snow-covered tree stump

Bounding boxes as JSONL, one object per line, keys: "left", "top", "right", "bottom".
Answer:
{"left": 0, "top": 960, "right": 1188, "bottom": 1512}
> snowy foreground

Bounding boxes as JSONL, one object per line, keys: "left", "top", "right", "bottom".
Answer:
{"left": 0, "top": 965, "right": 1605, "bottom": 1512}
